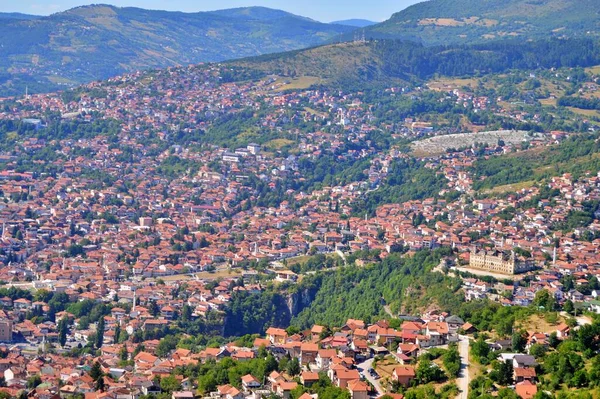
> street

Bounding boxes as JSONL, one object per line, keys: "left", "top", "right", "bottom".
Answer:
{"left": 356, "top": 357, "right": 385, "bottom": 397}
{"left": 456, "top": 335, "right": 470, "bottom": 399}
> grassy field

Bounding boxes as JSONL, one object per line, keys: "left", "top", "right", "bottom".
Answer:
{"left": 276, "top": 76, "right": 320, "bottom": 91}
{"left": 515, "top": 314, "right": 564, "bottom": 334}
{"left": 375, "top": 355, "right": 400, "bottom": 384}
{"left": 567, "top": 107, "right": 600, "bottom": 118}
{"left": 264, "top": 138, "right": 295, "bottom": 150}
{"left": 428, "top": 77, "right": 479, "bottom": 91}
{"left": 484, "top": 180, "right": 536, "bottom": 194}
{"left": 304, "top": 107, "right": 328, "bottom": 118}
{"left": 585, "top": 65, "right": 600, "bottom": 75}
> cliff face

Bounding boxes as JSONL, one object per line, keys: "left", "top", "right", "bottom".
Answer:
{"left": 286, "top": 287, "right": 317, "bottom": 316}
{"left": 222, "top": 286, "right": 319, "bottom": 337}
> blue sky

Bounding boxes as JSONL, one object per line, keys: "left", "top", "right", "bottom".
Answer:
{"left": 0, "top": 0, "right": 423, "bottom": 22}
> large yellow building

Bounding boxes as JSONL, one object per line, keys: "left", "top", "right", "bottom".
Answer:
{"left": 469, "top": 248, "right": 531, "bottom": 275}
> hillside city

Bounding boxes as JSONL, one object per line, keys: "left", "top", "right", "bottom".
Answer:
{"left": 0, "top": 1, "right": 600, "bottom": 399}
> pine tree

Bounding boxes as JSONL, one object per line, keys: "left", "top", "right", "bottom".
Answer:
{"left": 96, "top": 317, "right": 105, "bottom": 348}
{"left": 58, "top": 318, "right": 68, "bottom": 347}
{"left": 90, "top": 362, "right": 102, "bottom": 381}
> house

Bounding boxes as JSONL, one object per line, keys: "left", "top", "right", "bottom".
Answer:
{"left": 424, "top": 322, "right": 449, "bottom": 346}
{"left": 445, "top": 315, "right": 465, "bottom": 332}
{"left": 241, "top": 375, "right": 261, "bottom": 391}
{"left": 513, "top": 355, "right": 537, "bottom": 369}
{"left": 171, "top": 392, "right": 194, "bottom": 399}
{"left": 300, "top": 343, "right": 319, "bottom": 364}
{"left": 461, "top": 322, "right": 477, "bottom": 334}
{"left": 347, "top": 379, "right": 369, "bottom": 399}
{"left": 311, "top": 325, "right": 325, "bottom": 340}
{"left": 514, "top": 367, "right": 536, "bottom": 383}
{"left": 397, "top": 344, "right": 419, "bottom": 360}
{"left": 217, "top": 385, "right": 243, "bottom": 399}
{"left": 330, "top": 368, "right": 360, "bottom": 388}
{"left": 266, "top": 327, "right": 288, "bottom": 344}
{"left": 392, "top": 366, "right": 416, "bottom": 387}
{"left": 316, "top": 349, "right": 337, "bottom": 370}
{"left": 276, "top": 382, "right": 298, "bottom": 399}
{"left": 515, "top": 381, "right": 537, "bottom": 399}
{"left": 300, "top": 372, "right": 319, "bottom": 387}
{"left": 555, "top": 323, "right": 570, "bottom": 339}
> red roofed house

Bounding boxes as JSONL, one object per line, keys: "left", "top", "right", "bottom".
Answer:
{"left": 392, "top": 366, "right": 416, "bottom": 387}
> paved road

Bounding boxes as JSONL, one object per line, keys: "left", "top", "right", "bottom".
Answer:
{"left": 356, "top": 357, "right": 384, "bottom": 396}
{"left": 456, "top": 335, "right": 470, "bottom": 399}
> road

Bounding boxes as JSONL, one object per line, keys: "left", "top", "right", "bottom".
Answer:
{"left": 356, "top": 357, "right": 384, "bottom": 396}
{"left": 383, "top": 304, "right": 394, "bottom": 319}
{"left": 559, "top": 311, "right": 592, "bottom": 328}
{"left": 456, "top": 335, "right": 470, "bottom": 399}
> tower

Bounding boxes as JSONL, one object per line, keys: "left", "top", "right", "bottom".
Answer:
{"left": 132, "top": 289, "right": 136, "bottom": 312}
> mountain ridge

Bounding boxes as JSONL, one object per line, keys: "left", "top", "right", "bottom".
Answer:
{"left": 356, "top": 0, "right": 600, "bottom": 45}
{"left": 330, "top": 19, "right": 377, "bottom": 27}
{"left": 0, "top": 4, "right": 354, "bottom": 96}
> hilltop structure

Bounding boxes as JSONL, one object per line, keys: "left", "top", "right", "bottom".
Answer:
{"left": 469, "top": 248, "right": 532, "bottom": 275}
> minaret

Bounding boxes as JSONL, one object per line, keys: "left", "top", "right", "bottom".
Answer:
{"left": 132, "top": 289, "right": 136, "bottom": 312}
{"left": 553, "top": 246, "right": 557, "bottom": 266}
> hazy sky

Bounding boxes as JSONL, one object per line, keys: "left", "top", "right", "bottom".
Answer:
{"left": 0, "top": 0, "right": 423, "bottom": 22}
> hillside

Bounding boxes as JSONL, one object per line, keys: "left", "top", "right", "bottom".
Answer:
{"left": 0, "top": 4, "right": 354, "bottom": 96}
{"left": 357, "top": 0, "right": 600, "bottom": 46}
{"left": 0, "top": 13, "right": 40, "bottom": 20}
{"left": 231, "top": 38, "right": 600, "bottom": 89}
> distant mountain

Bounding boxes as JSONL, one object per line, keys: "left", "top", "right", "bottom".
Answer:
{"left": 208, "top": 6, "right": 315, "bottom": 22}
{"left": 0, "top": 4, "right": 354, "bottom": 96}
{"left": 356, "top": 0, "right": 600, "bottom": 45}
{"left": 0, "top": 12, "right": 40, "bottom": 20}
{"left": 330, "top": 19, "right": 376, "bottom": 27}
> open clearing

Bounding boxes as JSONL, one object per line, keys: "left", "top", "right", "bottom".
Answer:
{"left": 515, "top": 314, "right": 564, "bottom": 334}
{"left": 270, "top": 76, "right": 320, "bottom": 92}
{"left": 484, "top": 180, "right": 536, "bottom": 194}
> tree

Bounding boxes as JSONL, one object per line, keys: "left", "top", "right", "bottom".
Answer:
{"left": 490, "top": 361, "right": 513, "bottom": 385}
{"left": 563, "top": 299, "right": 575, "bottom": 315}
{"left": 114, "top": 325, "right": 120, "bottom": 345}
{"left": 287, "top": 358, "right": 301, "bottom": 376}
{"left": 119, "top": 346, "right": 129, "bottom": 362}
{"left": 443, "top": 344, "right": 461, "bottom": 378}
{"left": 533, "top": 289, "right": 556, "bottom": 310}
{"left": 471, "top": 336, "right": 490, "bottom": 364}
{"left": 529, "top": 343, "right": 547, "bottom": 359}
{"left": 416, "top": 358, "right": 445, "bottom": 384}
{"left": 181, "top": 304, "right": 192, "bottom": 322}
{"left": 58, "top": 317, "right": 68, "bottom": 347}
{"left": 512, "top": 331, "right": 526, "bottom": 352}
{"left": 95, "top": 317, "right": 105, "bottom": 348}
{"left": 26, "top": 374, "right": 42, "bottom": 389}
{"left": 95, "top": 377, "right": 105, "bottom": 392}
{"left": 265, "top": 354, "right": 278, "bottom": 374}
{"left": 160, "top": 375, "right": 181, "bottom": 393}
{"left": 549, "top": 332, "right": 560, "bottom": 348}
{"left": 90, "top": 361, "right": 103, "bottom": 381}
